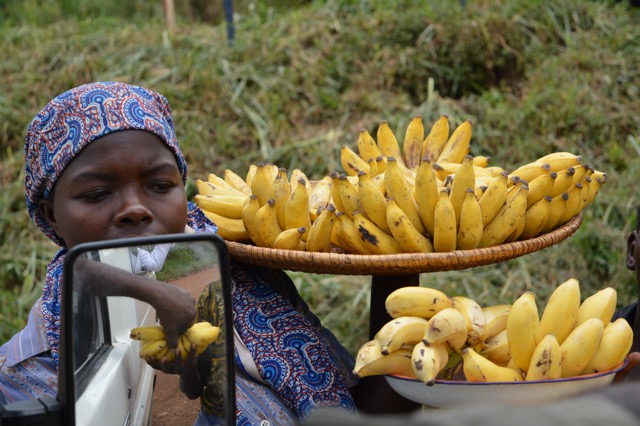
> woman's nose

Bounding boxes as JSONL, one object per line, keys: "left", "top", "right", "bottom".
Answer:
{"left": 114, "top": 189, "right": 153, "bottom": 225}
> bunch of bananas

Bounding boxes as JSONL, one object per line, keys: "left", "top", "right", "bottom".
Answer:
{"left": 353, "top": 280, "right": 633, "bottom": 385}
{"left": 130, "top": 322, "right": 221, "bottom": 361}
{"left": 195, "top": 115, "right": 606, "bottom": 254}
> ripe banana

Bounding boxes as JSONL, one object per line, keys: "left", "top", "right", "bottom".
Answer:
{"left": 201, "top": 209, "right": 251, "bottom": 242}
{"left": 478, "top": 183, "right": 527, "bottom": 248}
{"left": 290, "top": 169, "right": 311, "bottom": 193}
{"left": 184, "top": 323, "right": 221, "bottom": 346}
{"left": 452, "top": 296, "right": 486, "bottom": 347}
{"left": 285, "top": 178, "right": 312, "bottom": 241}
{"left": 478, "top": 172, "right": 509, "bottom": 227}
{"left": 254, "top": 199, "right": 283, "bottom": 248}
{"left": 375, "top": 155, "right": 388, "bottom": 176}
{"left": 357, "top": 171, "right": 391, "bottom": 233}
{"left": 139, "top": 338, "right": 168, "bottom": 358}
{"left": 245, "top": 164, "right": 257, "bottom": 188}
{"left": 462, "top": 347, "right": 523, "bottom": 382}
{"left": 385, "top": 157, "right": 426, "bottom": 234}
{"left": 196, "top": 179, "right": 246, "bottom": 198}
{"left": 376, "top": 316, "right": 429, "bottom": 355}
{"left": 575, "top": 287, "right": 617, "bottom": 328}
{"left": 242, "top": 195, "right": 268, "bottom": 247}
{"left": 507, "top": 291, "right": 542, "bottom": 372}
{"left": 480, "top": 304, "right": 511, "bottom": 341}
{"left": 556, "top": 182, "right": 584, "bottom": 225}
{"left": 508, "top": 162, "right": 551, "bottom": 184}
{"left": 353, "top": 340, "right": 415, "bottom": 378}
{"left": 437, "top": 119, "right": 473, "bottom": 164}
{"left": 433, "top": 188, "right": 457, "bottom": 252}
{"left": 130, "top": 325, "right": 166, "bottom": 341}
{"left": 456, "top": 188, "right": 483, "bottom": 250}
{"left": 413, "top": 160, "right": 440, "bottom": 238}
{"left": 377, "top": 120, "right": 405, "bottom": 167}
{"left": 571, "top": 163, "right": 590, "bottom": 186}
{"left": 422, "top": 307, "right": 468, "bottom": 350}
{"left": 207, "top": 172, "right": 246, "bottom": 195}
{"left": 539, "top": 192, "right": 569, "bottom": 234}
{"left": 194, "top": 194, "right": 246, "bottom": 219}
{"left": 549, "top": 167, "right": 576, "bottom": 198}
{"left": 479, "top": 329, "right": 511, "bottom": 364}
{"left": 331, "top": 211, "right": 372, "bottom": 254}
{"left": 539, "top": 278, "right": 581, "bottom": 345}
{"left": 386, "top": 198, "right": 434, "bottom": 253}
{"left": 309, "top": 175, "right": 333, "bottom": 220}
{"left": 341, "top": 144, "right": 370, "bottom": 176}
{"left": 271, "top": 167, "right": 291, "bottom": 230}
{"left": 273, "top": 227, "right": 307, "bottom": 251}
{"left": 224, "top": 169, "right": 251, "bottom": 195}
{"left": 581, "top": 318, "right": 633, "bottom": 375}
{"left": 330, "top": 171, "right": 346, "bottom": 213}
{"left": 535, "top": 152, "right": 583, "bottom": 173}
{"left": 403, "top": 115, "right": 424, "bottom": 170}
{"left": 385, "top": 286, "right": 454, "bottom": 319}
{"left": 337, "top": 174, "right": 360, "bottom": 219}
{"left": 519, "top": 195, "right": 552, "bottom": 240}
{"left": 352, "top": 210, "right": 404, "bottom": 255}
{"left": 357, "top": 128, "right": 384, "bottom": 164}
{"left": 449, "top": 155, "right": 476, "bottom": 229}
{"left": 422, "top": 115, "right": 450, "bottom": 163}
{"left": 250, "top": 163, "right": 275, "bottom": 206}
{"left": 526, "top": 171, "right": 557, "bottom": 207}
{"left": 560, "top": 317, "right": 604, "bottom": 378}
{"left": 525, "top": 334, "right": 562, "bottom": 381}
{"left": 411, "top": 341, "right": 449, "bottom": 385}
{"left": 305, "top": 205, "right": 336, "bottom": 253}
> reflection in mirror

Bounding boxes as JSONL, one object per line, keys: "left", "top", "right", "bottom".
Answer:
{"left": 62, "top": 234, "right": 234, "bottom": 426}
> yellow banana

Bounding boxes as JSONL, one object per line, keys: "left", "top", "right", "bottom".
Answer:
{"left": 242, "top": 195, "right": 268, "bottom": 247}
{"left": 508, "top": 162, "right": 551, "bottom": 184}
{"left": 525, "top": 334, "right": 562, "bottom": 381}
{"left": 353, "top": 340, "right": 415, "bottom": 378}
{"left": 386, "top": 198, "right": 434, "bottom": 253}
{"left": 254, "top": 199, "right": 283, "bottom": 248}
{"left": 478, "top": 172, "right": 509, "bottom": 227}
{"left": 290, "top": 169, "right": 311, "bottom": 193}
{"left": 196, "top": 179, "right": 245, "bottom": 198}
{"left": 526, "top": 171, "right": 557, "bottom": 207}
{"left": 367, "top": 158, "right": 378, "bottom": 177}
{"left": 422, "top": 307, "right": 468, "bottom": 350}
{"left": 571, "top": 164, "right": 590, "bottom": 187}
{"left": 130, "top": 325, "right": 165, "bottom": 341}
{"left": 485, "top": 166, "right": 506, "bottom": 177}
{"left": 352, "top": 210, "right": 404, "bottom": 254}
{"left": 422, "top": 115, "right": 450, "bottom": 163}
{"left": 357, "top": 128, "right": 383, "bottom": 163}
{"left": 402, "top": 115, "right": 424, "bottom": 170}
{"left": 437, "top": 119, "right": 473, "bottom": 164}
{"left": 331, "top": 211, "right": 372, "bottom": 254}
{"left": 139, "top": 338, "right": 168, "bottom": 358}
{"left": 539, "top": 192, "right": 569, "bottom": 234}
{"left": 539, "top": 278, "right": 581, "bottom": 345}
{"left": 376, "top": 316, "right": 429, "bottom": 355}
{"left": 224, "top": 168, "right": 251, "bottom": 195}
{"left": 560, "top": 317, "right": 604, "bottom": 378}
{"left": 250, "top": 163, "right": 275, "bottom": 206}
{"left": 432, "top": 188, "right": 457, "bottom": 252}
{"left": 583, "top": 174, "right": 604, "bottom": 208}
{"left": 575, "top": 287, "right": 617, "bottom": 328}
{"left": 452, "top": 296, "right": 486, "bottom": 347}
{"left": 480, "top": 304, "right": 511, "bottom": 341}
{"left": 536, "top": 152, "right": 583, "bottom": 173}
{"left": 285, "top": 179, "right": 311, "bottom": 241}
{"left": 207, "top": 172, "right": 246, "bottom": 195}
{"left": 271, "top": 167, "right": 291, "bottom": 230}
{"left": 462, "top": 346, "right": 523, "bottom": 382}
{"left": 412, "top": 341, "right": 449, "bottom": 385}
{"left": 309, "top": 175, "right": 333, "bottom": 220}
{"left": 341, "top": 144, "right": 370, "bottom": 176}
{"left": 337, "top": 174, "right": 360, "bottom": 219}
{"left": 184, "top": 324, "right": 221, "bottom": 347}
{"left": 549, "top": 167, "right": 576, "bottom": 198}
{"left": 245, "top": 164, "right": 257, "bottom": 188}
{"left": 479, "top": 329, "right": 511, "bottom": 364}
{"left": 507, "top": 291, "right": 542, "bottom": 372}
{"left": 556, "top": 183, "right": 584, "bottom": 225}
{"left": 374, "top": 155, "right": 388, "bottom": 176}
{"left": 305, "top": 205, "right": 336, "bottom": 253}
{"left": 194, "top": 194, "right": 246, "bottom": 219}
{"left": 581, "top": 317, "right": 633, "bottom": 375}
{"left": 330, "top": 171, "right": 346, "bottom": 213}
{"left": 472, "top": 155, "right": 491, "bottom": 168}
{"left": 377, "top": 120, "right": 405, "bottom": 167}
{"left": 273, "top": 227, "right": 307, "bottom": 251}
{"left": 202, "top": 209, "right": 251, "bottom": 242}
{"left": 384, "top": 157, "right": 426, "bottom": 234}
{"left": 413, "top": 160, "right": 440, "bottom": 238}
{"left": 178, "top": 334, "right": 192, "bottom": 361}
{"left": 357, "top": 171, "right": 390, "bottom": 233}
{"left": 456, "top": 188, "right": 484, "bottom": 250}
{"left": 519, "top": 195, "right": 553, "bottom": 240}
{"left": 385, "top": 286, "right": 454, "bottom": 319}
{"left": 478, "top": 183, "right": 527, "bottom": 248}
{"left": 449, "top": 155, "right": 476, "bottom": 229}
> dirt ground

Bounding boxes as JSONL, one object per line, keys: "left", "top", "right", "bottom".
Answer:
{"left": 150, "top": 267, "right": 220, "bottom": 426}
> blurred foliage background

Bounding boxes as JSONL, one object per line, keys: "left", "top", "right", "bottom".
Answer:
{"left": 0, "top": 0, "right": 639, "bottom": 354}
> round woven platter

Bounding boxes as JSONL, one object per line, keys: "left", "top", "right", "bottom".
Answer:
{"left": 226, "top": 213, "right": 583, "bottom": 276}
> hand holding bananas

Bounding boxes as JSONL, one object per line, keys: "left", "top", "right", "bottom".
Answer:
{"left": 130, "top": 322, "right": 221, "bottom": 363}
{"left": 353, "top": 280, "right": 633, "bottom": 385}
{"left": 196, "top": 115, "right": 605, "bottom": 254}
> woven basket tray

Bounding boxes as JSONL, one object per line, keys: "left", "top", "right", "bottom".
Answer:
{"left": 226, "top": 213, "right": 583, "bottom": 276}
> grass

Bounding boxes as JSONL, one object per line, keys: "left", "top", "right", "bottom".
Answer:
{"left": 1, "top": 0, "right": 639, "bottom": 354}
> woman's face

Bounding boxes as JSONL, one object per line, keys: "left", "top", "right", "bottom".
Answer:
{"left": 39, "top": 130, "right": 188, "bottom": 248}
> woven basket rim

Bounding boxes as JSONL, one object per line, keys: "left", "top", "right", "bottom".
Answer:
{"left": 226, "top": 213, "right": 583, "bottom": 276}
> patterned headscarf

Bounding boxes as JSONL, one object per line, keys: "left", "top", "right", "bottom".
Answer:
{"left": 23, "top": 81, "right": 216, "bottom": 367}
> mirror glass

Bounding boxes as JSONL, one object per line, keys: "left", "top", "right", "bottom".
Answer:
{"left": 61, "top": 233, "right": 234, "bottom": 426}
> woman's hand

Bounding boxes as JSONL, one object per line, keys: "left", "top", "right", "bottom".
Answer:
{"left": 613, "top": 352, "right": 640, "bottom": 383}
{"left": 144, "top": 342, "right": 198, "bottom": 375}
{"left": 151, "top": 282, "right": 197, "bottom": 349}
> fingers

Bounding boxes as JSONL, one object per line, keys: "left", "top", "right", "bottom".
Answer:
{"left": 613, "top": 352, "right": 640, "bottom": 383}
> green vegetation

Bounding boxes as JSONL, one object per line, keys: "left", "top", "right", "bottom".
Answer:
{"left": 1, "top": 0, "right": 639, "bottom": 354}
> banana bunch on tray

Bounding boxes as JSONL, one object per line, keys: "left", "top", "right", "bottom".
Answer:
{"left": 130, "top": 322, "right": 220, "bottom": 361}
{"left": 354, "top": 280, "right": 633, "bottom": 384}
{"left": 195, "top": 115, "right": 606, "bottom": 254}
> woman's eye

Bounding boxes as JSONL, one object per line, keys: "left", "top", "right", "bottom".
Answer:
{"left": 81, "top": 190, "right": 110, "bottom": 201}
{"left": 150, "top": 182, "right": 174, "bottom": 192}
